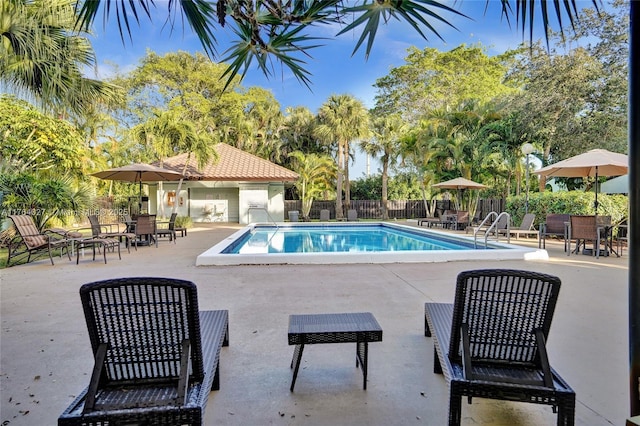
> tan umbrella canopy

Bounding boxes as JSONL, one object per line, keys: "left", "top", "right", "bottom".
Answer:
{"left": 534, "top": 149, "right": 628, "bottom": 178}
{"left": 534, "top": 149, "right": 628, "bottom": 214}
{"left": 432, "top": 177, "right": 489, "bottom": 190}
{"left": 92, "top": 163, "right": 184, "bottom": 209}
{"left": 432, "top": 177, "right": 488, "bottom": 212}
{"left": 92, "top": 163, "right": 185, "bottom": 182}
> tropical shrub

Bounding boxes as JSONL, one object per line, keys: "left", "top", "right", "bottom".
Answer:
{"left": 0, "top": 167, "right": 92, "bottom": 230}
{"left": 506, "top": 191, "right": 628, "bottom": 227}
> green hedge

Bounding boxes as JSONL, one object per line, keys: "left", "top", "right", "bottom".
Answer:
{"left": 506, "top": 191, "right": 628, "bottom": 227}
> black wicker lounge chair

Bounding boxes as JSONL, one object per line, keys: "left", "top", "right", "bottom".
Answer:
{"left": 424, "top": 269, "right": 575, "bottom": 426}
{"left": 58, "top": 277, "right": 229, "bottom": 426}
{"left": 6, "top": 215, "right": 73, "bottom": 266}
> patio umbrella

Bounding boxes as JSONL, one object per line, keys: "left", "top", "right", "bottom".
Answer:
{"left": 432, "top": 177, "right": 488, "bottom": 211}
{"left": 533, "top": 149, "right": 628, "bottom": 214}
{"left": 92, "top": 163, "right": 184, "bottom": 209}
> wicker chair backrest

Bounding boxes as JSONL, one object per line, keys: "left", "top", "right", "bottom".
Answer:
{"left": 455, "top": 211, "right": 469, "bottom": 224}
{"left": 544, "top": 214, "right": 571, "bottom": 234}
{"left": 80, "top": 278, "right": 205, "bottom": 383}
{"left": 9, "top": 215, "right": 47, "bottom": 248}
{"left": 87, "top": 215, "right": 103, "bottom": 238}
{"left": 449, "top": 269, "right": 561, "bottom": 368}
{"left": 135, "top": 214, "right": 155, "bottom": 235}
{"left": 168, "top": 212, "right": 177, "bottom": 231}
{"left": 570, "top": 215, "right": 598, "bottom": 240}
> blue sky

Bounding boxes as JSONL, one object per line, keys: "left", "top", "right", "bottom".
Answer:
{"left": 86, "top": 1, "right": 598, "bottom": 176}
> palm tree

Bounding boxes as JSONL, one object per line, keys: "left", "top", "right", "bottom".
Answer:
{"left": 479, "top": 112, "right": 533, "bottom": 197}
{"left": 400, "top": 118, "right": 447, "bottom": 217}
{"left": 288, "top": 151, "right": 337, "bottom": 220}
{"left": 0, "top": 0, "right": 121, "bottom": 115}
{"left": 315, "top": 95, "right": 370, "bottom": 220}
{"left": 131, "top": 109, "right": 216, "bottom": 216}
{"left": 361, "top": 114, "right": 407, "bottom": 219}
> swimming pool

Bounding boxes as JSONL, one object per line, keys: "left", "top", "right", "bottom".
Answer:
{"left": 196, "top": 222, "right": 547, "bottom": 266}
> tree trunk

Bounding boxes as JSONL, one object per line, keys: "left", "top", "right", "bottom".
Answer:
{"left": 381, "top": 160, "right": 389, "bottom": 220}
{"left": 172, "top": 153, "right": 191, "bottom": 215}
{"left": 335, "top": 142, "right": 345, "bottom": 220}
{"left": 344, "top": 141, "right": 351, "bottom": 211}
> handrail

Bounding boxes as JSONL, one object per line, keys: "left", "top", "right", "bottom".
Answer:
{"left": 473, "top": 211, "right": 511, "bottom": 248}
{"left": 248, "top": 206, "right": 279, "bottom": 228}
{"left": 248, "top": 205, "right": 280, "bottom": 248}
{"left": 472, "top": 211, "right": 497, "bottom": 248}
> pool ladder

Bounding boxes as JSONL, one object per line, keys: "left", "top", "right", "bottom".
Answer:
{"left": 247, "top": 205, "right": 279, "bottom": 228}
{"left": 247, "top": 206, "right": 280, "bottom": 247}
{"left": 473, "top": 211, "right": 510, "bottom": 249}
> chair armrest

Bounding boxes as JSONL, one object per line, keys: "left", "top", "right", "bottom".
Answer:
{"left": 177, "top": 339, "right": 191, "bottom": 405}
{"left": 100, "top": 222, "right": 124, "bottom": 233}
{"left": 83, "top": 342, "right": 108, "bottom": 414}
{"left": 46, "top": 228, "right": 83, "bottom": 239}
{"left": 71, "top": 227, "right": 95, "bottom": 238}
{"left": 460, "top": 323, "right": 474, "bottom": 381}
{"left": 535, "top": 329, "right": 553, "bottom": 388}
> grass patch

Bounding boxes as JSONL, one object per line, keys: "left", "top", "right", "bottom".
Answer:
{"left": 0, "top": 247, "right": 7, "bottom": 268}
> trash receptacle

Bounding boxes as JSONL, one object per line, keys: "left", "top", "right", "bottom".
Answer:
{"left": 288, "top": 210, "right": 299, "bottom": 222}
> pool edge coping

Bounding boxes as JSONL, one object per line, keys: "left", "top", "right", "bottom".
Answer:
{"left": 195, "top": 222, "right": 547, "bottom": 266}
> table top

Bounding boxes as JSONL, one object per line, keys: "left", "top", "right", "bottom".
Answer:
{"left": 288, "top": 312, "right": 382, "bottom": 345}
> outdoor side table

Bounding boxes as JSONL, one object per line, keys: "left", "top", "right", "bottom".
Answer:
{"left": 287, "top": 312, "right": 383, "bottom": 392}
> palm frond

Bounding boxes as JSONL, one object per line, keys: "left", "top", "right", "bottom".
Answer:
{"left": 221, "top": 21, "right": 324, "bottom": 91}
{"left": 337, "top": 0, "right": 465, "bottom": 59}
{"left": 497, "top": 0, "right": 601, "bottom": 47}
{"left": 76, "top": 1, "right": 218, "bottom": 57}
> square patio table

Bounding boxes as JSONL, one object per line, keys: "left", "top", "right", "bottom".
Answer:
{"left": 287, "top": 312, "right": 383, "bottom": 392}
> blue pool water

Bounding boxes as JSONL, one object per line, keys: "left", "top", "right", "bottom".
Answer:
{"left": 222, "top": 223, "right": 483, "bottom": 254}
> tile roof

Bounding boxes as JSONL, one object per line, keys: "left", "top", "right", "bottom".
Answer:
{"left": 157, "top": 143, "right": 299, "bottom": 182}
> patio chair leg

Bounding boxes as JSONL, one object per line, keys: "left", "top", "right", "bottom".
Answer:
{"left": 448, "top": 387, "right": 462, "bottom": 426}
{"left": 290, "top": 344, "right": 305, "bottom": 392}
{"left": 433, "top": 346, "right": 442, "bottom": 374}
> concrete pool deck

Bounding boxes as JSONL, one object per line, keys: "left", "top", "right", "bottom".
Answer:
{"left": 0, "top": 222, "right": 629, "bottom": 425}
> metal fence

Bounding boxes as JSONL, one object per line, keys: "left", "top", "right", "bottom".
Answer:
{"left": 95, "top": 196, "right": 506, "bottom": 222}
{"left": 284, "top": 198, "right": 506, "bottom": 221}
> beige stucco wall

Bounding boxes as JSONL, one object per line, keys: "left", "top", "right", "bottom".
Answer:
{"left": 150, "top": 181, "right": 286, "bottom": 224}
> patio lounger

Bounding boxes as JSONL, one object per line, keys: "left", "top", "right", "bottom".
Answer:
{"left": 347, "top": 209, "right": 359, "bottom": 221}
{"left": 424, "top": 269, "right": 575, "bottom": 426}
{"left": 319, "top": 209, "right": 330, "bottom": 221}
{"left": 417, "top": 217, "right": 440, "bottom": 227}
{"left": 58, "top": 277, "right": 229, "bottom": 426}
{"left": 497, "top": 213, "right": 539, "bottom": 240}
{"left": 6, "top": 215, "right": 73, "bottom": 266}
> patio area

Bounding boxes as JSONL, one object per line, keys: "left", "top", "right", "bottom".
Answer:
{"left": 0, "top": 222, "right": 628, "bottom": 425}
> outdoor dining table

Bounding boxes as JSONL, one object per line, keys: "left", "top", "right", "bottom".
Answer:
{"left": 287, "top": 312, "right": 383, "bottom": 392}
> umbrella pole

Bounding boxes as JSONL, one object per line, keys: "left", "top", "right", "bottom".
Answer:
{"left": 595, "top": 166, "right": 599, "bottom": 215}
{"left": 138, "top": 172, "right": 143, "bottom": 214}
